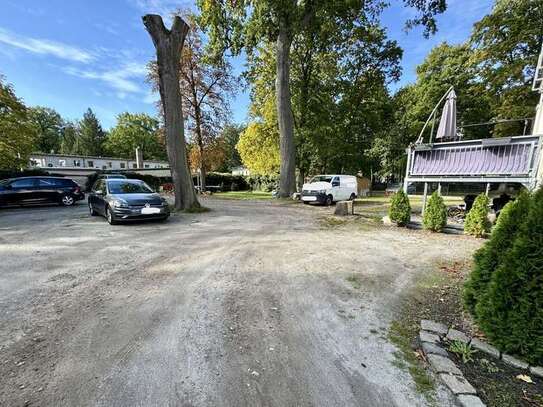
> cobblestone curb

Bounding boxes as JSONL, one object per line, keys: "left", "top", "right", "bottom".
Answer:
{"left": 419, "top": 319, "right": 543, "bottom": 406}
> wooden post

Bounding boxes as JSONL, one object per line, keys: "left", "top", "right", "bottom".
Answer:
{"left": 422, "top": 182, "right": 428, "bottom": 216}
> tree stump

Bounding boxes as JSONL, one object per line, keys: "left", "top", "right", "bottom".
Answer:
{"left": 334, "top": 200, "right": 353, "bottom": 216}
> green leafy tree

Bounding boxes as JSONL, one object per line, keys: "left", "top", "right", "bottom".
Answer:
{"left": 423, "top": 191, "right": 447, "bottom": 232}
{"left": 59, "top": 121, "right": 81, "bottom": 155}
{"left": 78, "top": 108, "right": 106, "bottom": 156}
{"left": 104, "top": 113, "right": 166, "bottom": 160}
{"left": 0, "top": 76, "right": 37, "bottom": 169}
{"left": 198, "top": 0, "right": 446, "bottom": 197}
{"left": 28, "top": 106, "right": 64, "bottom": 153}
{"left": 376, "top": 0, "right": 541, "bottom": 179}
{"left": 219, "top": 123, "right": 244, "bottom": 171}
{"left": 241, "top": 10, "right": 401, "bottom": 182}
{"left": 464, "top": 193, "right": 490, "bottom": 237}
{"left": 470, "top": 0, "right": 543, "bottom": 137}
{"left": 463, "top": 191, "right": 530, "bottom": 314}
{"left": 475, "top": 188, "right": 543, "bottom": 364}
{"left": 389, "top": 190, "right": 411, "bottom": 226}
{"left": 407, "top": 43, "right": 493, "bottom": 142}
{"left": 237, "top": 121, "right": 280, "bottom": 175}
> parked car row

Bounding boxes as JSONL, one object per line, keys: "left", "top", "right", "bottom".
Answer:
{"left": 0, "top": 175, "right": 169, "bottom": 225}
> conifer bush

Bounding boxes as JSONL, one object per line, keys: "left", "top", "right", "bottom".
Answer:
{"left": 474, "top": 188, "right": 543, "bottom": 364}
{"left": 422, "top": 191, "right": 447, "bottom": 232}
{"left": 464, "top": 193, "right": 490, "bottom": 237}
{"left": 389, "top": 190, "right": 411, "bottom": 226}
{"left": 463, "top": 191, "right": 530, "bottom": 314}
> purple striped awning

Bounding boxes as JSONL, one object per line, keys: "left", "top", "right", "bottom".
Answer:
{"left": 410, "top": 140, "right": 536, "bottom": 176}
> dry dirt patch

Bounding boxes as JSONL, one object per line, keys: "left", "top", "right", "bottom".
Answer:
{"left": 0, "top": 198, "right": 479, "bottom": 406}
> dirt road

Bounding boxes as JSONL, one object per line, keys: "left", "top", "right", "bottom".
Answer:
{"left": 0, "top": 198, "right": 479, "bottom": 406}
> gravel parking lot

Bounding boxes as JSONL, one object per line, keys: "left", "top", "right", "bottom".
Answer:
{"left": 0, "top": 198, "right": 480, "bottom": 406}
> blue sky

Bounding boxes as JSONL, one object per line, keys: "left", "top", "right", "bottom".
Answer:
{"left": 0, "top": 0, "right": 493, "bottom": 129}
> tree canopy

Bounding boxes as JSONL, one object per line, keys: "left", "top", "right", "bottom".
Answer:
{"left": 78, "top": 108, "right": 106, "bottom": 157}
{"left": 0, "top": 76, "right": 36, "bottom": 170}
{"left": 28, "top": 106, "right": 64, "bottom": 154}
{"left": 104, "top": 112, "right": 166, "bottom": 160}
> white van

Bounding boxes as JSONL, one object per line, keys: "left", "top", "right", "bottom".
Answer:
{"left": 301, "top": 175, "right": 357, "bottom": 205}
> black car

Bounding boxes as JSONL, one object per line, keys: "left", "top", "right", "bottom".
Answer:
{"left": 0, "top": 176, "right": 85, "bottom": 207}
{"left": 88, "top": 178, "right": 169, "bottom": 225}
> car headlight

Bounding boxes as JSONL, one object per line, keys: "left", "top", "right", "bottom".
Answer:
{"left": 112, "top": 199, "right": 128, "bottom": 208}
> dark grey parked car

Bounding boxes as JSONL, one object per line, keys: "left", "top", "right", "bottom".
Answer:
{"left": 88, "top": 179, "right": 169, "bottom": 225}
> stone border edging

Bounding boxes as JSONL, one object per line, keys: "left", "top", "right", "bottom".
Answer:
{"left": 418, "top": 320, "right": 543, "bottom": 407}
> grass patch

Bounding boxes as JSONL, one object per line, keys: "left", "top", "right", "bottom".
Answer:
{"left": 346, "top": 274, "right": 361, "bottom": 289}
{"left": 354, "top": 194, "right": 464, "bottom": 217}
{"left": 319, "top": 216, "right": 348, "bottom": 228}
{"left": 213, "top": 191, "right": 272, "bottom": 200}
{"left": 386, "top": 262, "right": 471, "bottom": 403}
{"left": 393, "top": 259, "right": 543, "bottom": 407}
{"left": 388, "top": 320, "right": 436, "bottom": 402}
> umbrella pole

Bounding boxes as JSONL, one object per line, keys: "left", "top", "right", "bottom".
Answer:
{"left": 429, "top": 110, "right": 436, "bottom": 144}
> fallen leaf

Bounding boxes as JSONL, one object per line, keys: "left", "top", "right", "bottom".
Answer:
{"left": 516, "top": 374, "right": 534, "bottom": 384}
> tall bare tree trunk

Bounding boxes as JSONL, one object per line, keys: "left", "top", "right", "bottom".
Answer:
{"left": 143, "top": 14, "right": 199, "bottom": 210}
{"left": 193, "top": 98, "right": 206, "bottom": 193}
{"left": 276, "top": 23, "right": 296, "bottom": 198}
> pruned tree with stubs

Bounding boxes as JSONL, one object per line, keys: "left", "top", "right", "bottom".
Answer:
{"left": 143, "top": 14, "right": 199, "bottom": 210}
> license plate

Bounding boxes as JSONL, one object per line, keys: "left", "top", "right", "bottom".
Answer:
{"left": 141, "top": 207, "right": 160, "bottom": 214}
{"left": 302, "top": 196, "right": 317, "bottom": 201}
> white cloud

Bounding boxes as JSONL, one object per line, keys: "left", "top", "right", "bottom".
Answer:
{"left": 64, "top": 61, "right": 148, "bottom": 98}
{"left": 128, "top": 0, "right": 195, "bottom": 25}
{"left": 130, "top": 0, "right": 189, "bottom": 14}
{"left": 143, "top": 91, "right": 159, "bottom": 104}
{"left": 0, "top": 27, "right": 94, "bottom": 63}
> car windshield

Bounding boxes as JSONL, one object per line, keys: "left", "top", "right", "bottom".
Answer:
{"left": 309, "top": 176, "right": 332, "bottom": 183}
{"left": 108, "top": 181, "right": 153, "bottom": 194}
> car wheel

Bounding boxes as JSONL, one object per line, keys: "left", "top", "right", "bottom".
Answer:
{"left": 106, "top": 206, "right": 118, "bottom": 225}
{"left": 60, "top": 194, "right": 75, "bottom": 206}
{"left": 88, "top": 203, "right": 98, "bottom": 216}
{"left": 349, "top": 193, "right": 356, "bottom": 201}
{"left": 325, "top": 195, "right": 333, "bottom": 206}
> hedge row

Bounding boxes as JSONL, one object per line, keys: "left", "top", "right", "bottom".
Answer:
{"left": 193, "top": 172, "right": 250, "bottom": 191}
{"left": 463, "top": 189, "right": 543, "bottom": 365}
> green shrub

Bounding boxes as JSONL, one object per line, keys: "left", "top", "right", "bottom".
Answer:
{"left": 422, "top": 191, "right": 447, "bottom": 232}
{"left": 389, "top": 190, "right": 411, "bottom": 226}
{"left": 464, "top": 193, "right": 490, "bottom": 237}
{"left": 474, "top": 188, "right": 543, "bottom": 364}
{"left": 245, "top": 174, "right": 278, "bottom": 192}
{"left": 463, "top": 191, "right": 530, "bottom": 314}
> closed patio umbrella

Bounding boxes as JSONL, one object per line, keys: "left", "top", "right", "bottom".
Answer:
{"left": 435, "top": 89, "right": 457, "bottom": 140}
